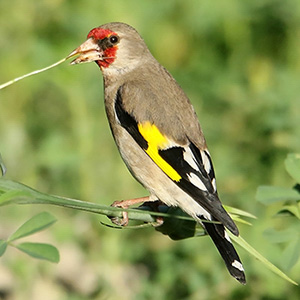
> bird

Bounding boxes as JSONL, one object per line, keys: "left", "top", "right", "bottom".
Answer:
{"left": 68, "top": 22, "right": 246, "bottom": 284}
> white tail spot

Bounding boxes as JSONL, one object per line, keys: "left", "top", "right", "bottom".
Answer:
{"left": 232, "top": 260, "right": 244, "bottom": 272}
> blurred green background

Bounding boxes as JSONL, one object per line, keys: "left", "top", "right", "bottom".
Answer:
{"left": 1, "top": 0, "right": 300, "bottom": 299}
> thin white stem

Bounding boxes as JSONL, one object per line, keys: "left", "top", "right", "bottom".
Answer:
{"left": 0, "top": 57, "right": 67, "bottom": 90}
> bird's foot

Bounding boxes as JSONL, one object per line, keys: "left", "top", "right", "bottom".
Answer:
{"left": 110, "top": 196, "right": 150, "bottom": 226}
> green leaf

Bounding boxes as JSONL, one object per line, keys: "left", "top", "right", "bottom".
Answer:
{"left": 279, "top": 205, "right": 300, "bottom": 219}
{"left": 224, "top": 205, "right": 257, "bottom": 219}
{"left": 256, "top": 186, "right": 300, "bottom": 205}
{"left": 154, "top": 207, "right": 197, "bottom": 240}
{"left": 229, "top": 233, "right": 298, "bottom": 285}
{"left": 285, "top": 154, "right": 300, "bottom": 183}
{"left": 8, "top": 212, "right": 57, "bottom": 242}
{"left": 263, "top": 228, "right": 297, "bottom": 244}
{"left": 0, "top": 153, "right": 6, "bottom": 177}
{"left": 0, "top": 189, "right": 32, "bottom": 206}
{"left": 230, "top": 215, "right": 253, "bottom": 226}
{"left": 0, "top": 240, "right": 7, "bottom": 256}
{"left": 281, "top": 237, "right": 300, "bottom": 271}
{"left": 15, "top": 242, "right": 59, "bottom": 263}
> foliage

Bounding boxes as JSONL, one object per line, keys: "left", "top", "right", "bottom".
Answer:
{"left": 257, "top": 153, "right": 300, "bottom": 272}
{"left": 0, "top": 178, "right": 297, "bottom": 285}
{"left": 1, "top": 0, "right": 300, "bottom": 299}
{"left": 0, "top": 212, "right": 59, "bottom": 263}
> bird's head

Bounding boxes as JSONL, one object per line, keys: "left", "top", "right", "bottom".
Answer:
{"left": 69, "top": 22, "right": 151, "bottom": 75}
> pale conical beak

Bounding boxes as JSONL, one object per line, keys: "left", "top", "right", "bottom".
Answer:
{"left": 67, "top": 38, "right": 103, "bottom": 65}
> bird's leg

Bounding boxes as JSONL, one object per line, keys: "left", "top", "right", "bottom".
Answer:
{"left": 110, "top": 196, "right": 150, "bottom": 226}
{"left": 110, "top": 196, "right": 164, "bottom": 226}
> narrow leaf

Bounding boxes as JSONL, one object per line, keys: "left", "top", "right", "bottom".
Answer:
{"left": 8, "top": 212, "right": 57, "bottom": 242}
{"left": 0, "top": 190, "right": 32, "bottom": 206}
{"left": 0, "top": 240, "right": 7, "bottom": 256}
{"left": 229, "top": 233, "right": 298, "bottom": 285}
{"left": 224, "top": 205, "right": 257, "bottom": 219}
{"left": 281, "top": 237, "right": 300, "bottom": 271}
{"left": 15, "top": 242, "right": 59, "bottom": 263}
{"left": 285, "top": 154, "right": 300, "bottom": 183}
{"left": 0, "top": 153, "right": 6, "bottom": 177}
{"left": 256, "top": 186, "right": 300, "bottom": 205}
{"left": 230, "top": 215, "right": 253, "bottom": 226}
{"left": 279, "top": 205, "right": 300, "bottom": 219}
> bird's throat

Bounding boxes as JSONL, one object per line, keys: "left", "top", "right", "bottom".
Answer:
{"left": 96, "top": 46, "right": 118, "bottom": 68}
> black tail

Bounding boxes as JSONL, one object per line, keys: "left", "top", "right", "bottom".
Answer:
{"left": 200, "top": 216, "right": 246, "bottom": 284}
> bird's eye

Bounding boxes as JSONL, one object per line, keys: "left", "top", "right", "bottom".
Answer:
{"left": 109, "top": 35, "right": 119, "bottom": 44}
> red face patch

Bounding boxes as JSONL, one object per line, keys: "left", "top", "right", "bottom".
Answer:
{"left": 86, "top": 27, "right": 119, "bottom": 68}
{"left": 87, "top": 27, "right": 116, "bottom": 40}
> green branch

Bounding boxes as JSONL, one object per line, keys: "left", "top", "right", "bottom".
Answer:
{"left": 0, "top": 179, "right": 194, "bottom": 224}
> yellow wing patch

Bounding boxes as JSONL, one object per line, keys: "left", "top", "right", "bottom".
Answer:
{"left": 138, "top": 122, "right": 181, "bottom": 182}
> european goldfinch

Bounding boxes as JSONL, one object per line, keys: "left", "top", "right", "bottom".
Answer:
{"left": 69, "top": 22, "right": 246, "bottom": 284}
